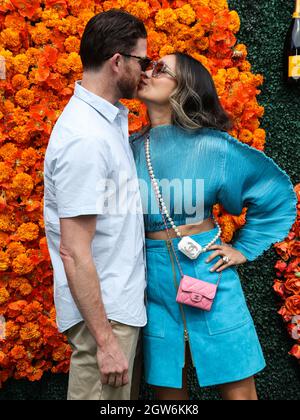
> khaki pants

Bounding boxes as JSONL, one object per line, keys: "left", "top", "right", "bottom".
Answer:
{"left": 65, "top": 320, "right": 142, "bottom": 400}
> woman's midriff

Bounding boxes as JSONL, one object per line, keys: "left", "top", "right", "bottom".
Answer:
{"left": 145, "top": 217, "right": 215, "bottom": 240}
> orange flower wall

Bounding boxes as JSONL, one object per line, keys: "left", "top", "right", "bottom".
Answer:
{"left": 0, "top": 0, "right": 299, "bottom": 387}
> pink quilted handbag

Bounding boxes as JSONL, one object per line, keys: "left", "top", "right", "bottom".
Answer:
{"left": 176, "top": 275, "right": 218, "bottom": 311}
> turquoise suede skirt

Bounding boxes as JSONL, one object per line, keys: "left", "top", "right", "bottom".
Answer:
{"left": 143, "top": 226, "right": 266, "bottom": 389}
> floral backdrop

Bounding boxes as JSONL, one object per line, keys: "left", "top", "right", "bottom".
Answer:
{"left": 0, "top": 0, "right": 299, "bottom": 388}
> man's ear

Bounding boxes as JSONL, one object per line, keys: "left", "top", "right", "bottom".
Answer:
{"left": 109, "top": 53, "right": 122, "bottom": 74}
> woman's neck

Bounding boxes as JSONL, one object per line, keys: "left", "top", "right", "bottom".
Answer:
{"left": 147, "top": 105, "right": 172, "bottom": 128}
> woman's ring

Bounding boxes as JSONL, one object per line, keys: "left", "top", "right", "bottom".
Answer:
{"left": 222, "top": 256, "right": 230, "bottom": 263}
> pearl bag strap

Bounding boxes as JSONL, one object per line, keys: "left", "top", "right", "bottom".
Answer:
{"left": 145, "top": 137, "right": 222, "bottom": 287}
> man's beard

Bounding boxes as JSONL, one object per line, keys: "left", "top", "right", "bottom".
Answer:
{"left": 117, "top": 71, "right": 138, "bottom": 99}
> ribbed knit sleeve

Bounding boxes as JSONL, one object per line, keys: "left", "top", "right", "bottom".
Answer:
{"left": 217, "top": 132, "right": 297, "bottom": 261}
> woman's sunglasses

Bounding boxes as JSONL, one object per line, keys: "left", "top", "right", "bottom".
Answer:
{"left": 145, "top": 60, "right": 177, "bottom": 79}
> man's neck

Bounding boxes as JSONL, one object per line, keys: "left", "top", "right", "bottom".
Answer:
{"left": 81, "top": 72, "right": 120, "bottom": 105}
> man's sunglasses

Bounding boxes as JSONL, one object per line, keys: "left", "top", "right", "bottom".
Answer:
{"left": 104, "top": 53, "right": 152, "bottom": 72}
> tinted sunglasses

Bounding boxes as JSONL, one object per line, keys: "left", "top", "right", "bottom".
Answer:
{"left": 146, "top": 60, "right": 177, "bottom": 79}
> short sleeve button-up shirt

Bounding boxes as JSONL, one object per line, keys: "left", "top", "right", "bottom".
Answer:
{"left": 44, "top": 81, "right": 147, "bottom": 332}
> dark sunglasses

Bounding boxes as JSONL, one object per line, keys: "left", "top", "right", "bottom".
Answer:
{"left": 120, "top": 54, "right": 152, "bottom": 72}
{"left": 104, "top": 53, "right": 152, "bottom": 72}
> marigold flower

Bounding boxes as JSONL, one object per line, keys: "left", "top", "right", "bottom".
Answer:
{"left": 15, "top": 88, "right": 35, "bottom": 108}
{"left": 285, "top": 295, "right": 300, "bottom": 316}
{"left": 20, "top": 148, "right": 40, "bottom": 169}
{"left": 0, "top": 143, "right": 18, "bottom": 163}
{"left": 0, "top": 287, "right": 10, "bottom": 304}
{"left": 176, "top": 5, "right": 196, "bottom": 25}
{"left": 6, "top": 242, "right": 26, "bottom": 259}
{"left": 12, "top": 74, "right": 30, "bottom": 90}
{"left": 289, "top": 344, "right": 300, "bottom": 359}
{"left": 67, "top": 52, "right": 82, "bottom": 73}
{"left": 20, "top": 322, "right": 41, "bottom": 341}
{"left": 30, "top": 23, "right": 51, "bottom": 45}
{"left": 12, "top": 253, "right": 34, "bottom": 275}
{"left": 239, "top": 129, "right": 253, "bottom": 144}
{"left": 126, "top": 2, "right": 151, "bottom": 21}
{"left": 12, "top": 54, "right": 29, "bottom": 74}
{"left": 229, "top": 10, "right": 240, "bottom": 32}
{"left": 19, "top": 282, "right": 33, "bottom": 296}
{"left": 0, "top": 250, "right": 10, "bottom": 271}
{"left": 0, "top": 163, "right": 13, "bottom": 184}
{"left": 0, "top": 28, "right": 20, "bottom": 49}
{"left": 10, "top": 345, "right": 27, "bottom": 361}
{"left": 5, "top": 321, "right": 20, "bottom": 340}
{"left": 64, "top": 36, "right": 80, "bottom": 53}
{"left": 155, "top": 8, "right": 178, "bottom": 31}
{"left": 22, "top": 301, "right": 43, "bottom": 321}
{"left": 0, "top": 232, "right": 9, "bottom": 248}
{"left": 11, "top": 173, "right": 34, "bottom": 197}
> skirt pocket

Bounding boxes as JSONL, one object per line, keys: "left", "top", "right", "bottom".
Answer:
{"left": 194, "top": 255, "right": 252, "bottom": 335}
{"left": 143, "top": 302, "right": 166, "bottom": 338}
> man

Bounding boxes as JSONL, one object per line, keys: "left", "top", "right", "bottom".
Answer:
{"left": 43, "top": 9, "right": 149, "bottom": 400}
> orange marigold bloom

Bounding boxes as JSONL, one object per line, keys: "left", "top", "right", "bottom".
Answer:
{"left": 253, "top": 128, "right": 266, "bottom": 143}
{"left": 239, "top": 129, "right": 253, "bottom": 144}
{"left": 67, "top": 52, "right": 82, "bottom": 73}
{"left": 229, "top": 10, "right": 240, "bottom": 32}
{"left": 0, "top": 143, "right": 18, "bottom": 163}
{"left": 9, "top": 276, "right": 25, "bottom": 289}
{"left": 22, "top": 301, "right": 43, "bottom": 321}
{"left": 285, "top": 295, "right": 300, "bottom": 315}
{"left": 0, "top": 28, "right": 20, "bottom": 49}
{"left": 0, "top": 232, "right": 9, "bottom": 248}
{"left": 155, "top": 8, "right": 178, "bottom": 31}
{"left": 126, "top": 2, "right": 151, "bottom": 21}
{"left": 12, "top": 253, "right": 34, "bottom": 275}
{"left": 0, "top": 213, "right": 16, "bottom": 233}
{"left": 11, "top": 74, "right": 30, "bottom": 90}
{"left": 6, "top": 242, "right": 26, "bottom": 259}
{"left": 30, "top": 23, "right": 51, "bottom": 45}
{"left": 10, "top": 345, "right": 26, "bottom": 361}
{"left": 0, "top": 251, "right": 10, "bottom": 271}
{"left": 5, "top": 321, "right": 20, "bottom": 340}
{"left": 9, "top": 125, "right": 29, "bottom": 144}
{"left": 15, "top": 88, "right": 35, "bottom": 108}
{"left": 0, "top": 287, "right": 10, "bottom": 304}
{"left": 0, "top": 163, "right": 13, "bottom": 183}
{"left": 11, "top": 173, "right": 34, "bottom": 197}
{"left": 176, "top": 5, "right": 196, "bottom": 25}
{"left": 20, "top": 322, "right": 41, "bottom": 341}
{"left": 52, "top": 343, "right": 71, "bottom": 362}
{"left": 227, "top": 67, "right": 239, "bottom": 81}
{"left": 16, "top": 222, "right": 39, "bottom": 242}
{"left": 21, "top": 148, "right": 40, "bottom": 169}
{"left": 25, "top": 47, "right": 41, "bottom": 66}
{"left": 160, "top": 44, "right": 175, "bottom": 56}
{"left": 19, "top": 282, "right": 33, "bottom": 296}
{"left": 12, "top": 54, "right": 29, "bottom": 74}
{"left": 64, "top": 36, "right": 80, "bottom": 53}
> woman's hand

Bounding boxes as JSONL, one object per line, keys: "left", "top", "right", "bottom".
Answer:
{"left": 205, "top": 242, "right": 247, "bottom": 272}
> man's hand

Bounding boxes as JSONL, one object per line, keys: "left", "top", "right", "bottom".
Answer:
{"left": 205, "top": 242, "right": 247, "bottom": 272}
{"left": 97, "top": 331, "right": 129, "bottom": 388}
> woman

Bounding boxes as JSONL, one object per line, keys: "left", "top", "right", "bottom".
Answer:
{"left": 130, "top": 53, "right": 297, "bottom": 400}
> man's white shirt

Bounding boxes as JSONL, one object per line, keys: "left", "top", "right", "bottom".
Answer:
{"left": 43, "top": 81, "right": 147, "bottom": 332}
